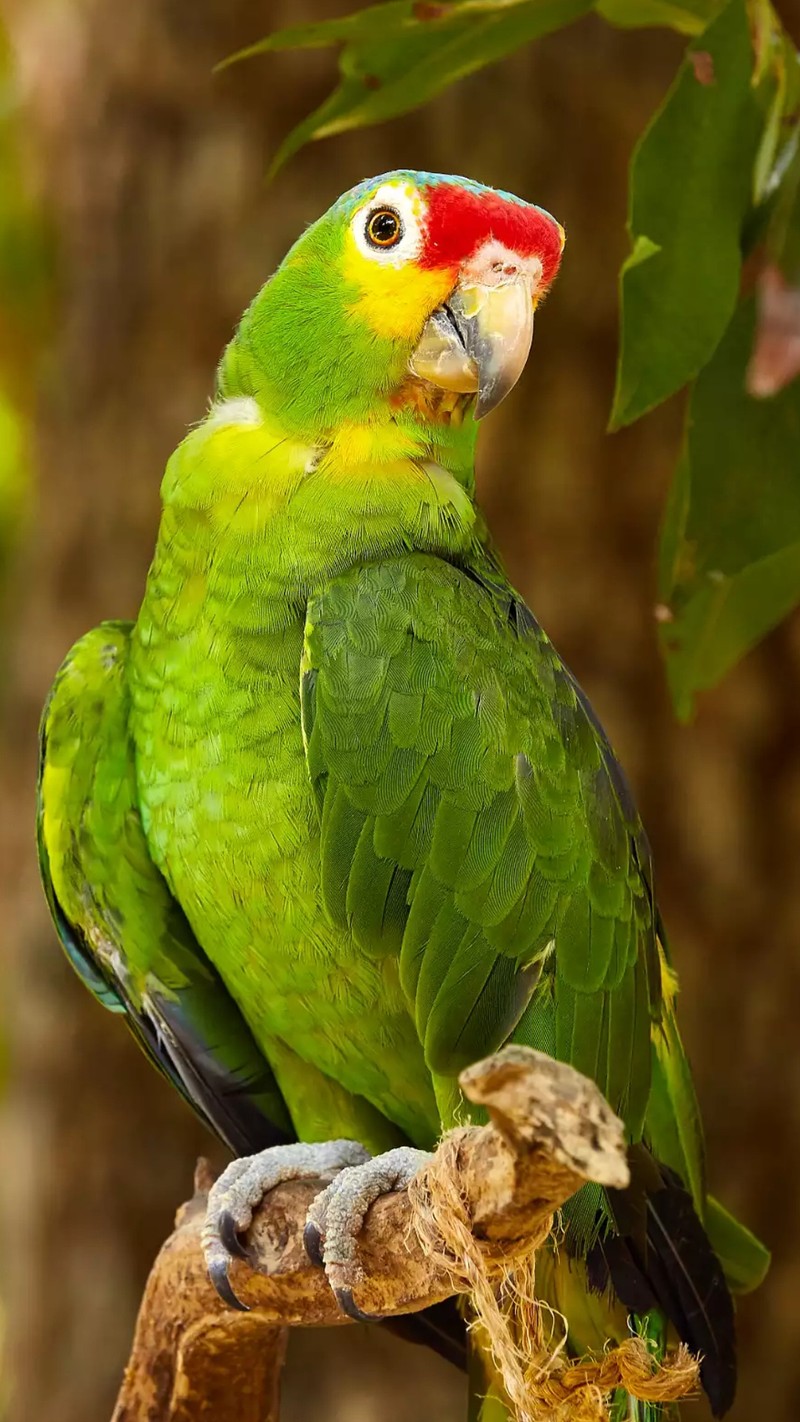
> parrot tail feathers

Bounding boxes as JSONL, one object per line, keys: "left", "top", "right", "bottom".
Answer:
{"left": 643, "top": 1177, "right": 736, "bottom": 1415}
{"left": 594, "top": 1165, "right": 736, "bottom": 1417}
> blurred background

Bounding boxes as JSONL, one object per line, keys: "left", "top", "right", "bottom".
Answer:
{"left": 0, "top": 0, "right": 798, "bottom": 1419}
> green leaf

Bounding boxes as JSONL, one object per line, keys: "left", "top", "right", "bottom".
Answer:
{"left": 659, "top": 298, "right": 800, "bottom": 717}
{"left": 224, "top": 0, "right": 592, "bottom": 177}
{"left": 595, "top": 0, "right": 722, "bottom": 36}
{"left": 220, "top": 1, "right": 414, "bottom": 64}
{"left": 609, "top": 0, "right": 766, "bottom": 430}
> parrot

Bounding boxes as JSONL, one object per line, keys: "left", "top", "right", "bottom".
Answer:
{"left": 37, "top": 170, "right": 768, "bottom": 1421}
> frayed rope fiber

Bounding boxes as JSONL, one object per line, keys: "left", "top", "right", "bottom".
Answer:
{"left": 407, "top": 1129, "right": 700, "bottom": 1422}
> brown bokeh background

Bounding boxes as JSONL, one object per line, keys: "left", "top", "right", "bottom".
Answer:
{"left": 1, "top": 1, "right": 799, "bottom": 1418}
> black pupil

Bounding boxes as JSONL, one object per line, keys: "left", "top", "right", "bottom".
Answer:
{"left": 369, "top": 211, "right": 399, "bottom": 245}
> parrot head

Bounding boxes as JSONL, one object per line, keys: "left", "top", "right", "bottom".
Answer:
{"left": 220, "top": 171, "right": 564, "bottom": 438}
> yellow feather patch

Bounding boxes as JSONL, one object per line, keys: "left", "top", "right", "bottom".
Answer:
{"left": 342, "top": 238, "right": 455, "bottom": 343}
{"left": 658, "top": 938, "right": 680, "bottom": 1006}
{"left": 166, "top": 414, "right": 311, "bottom": 524}
{"left": 328, "top": 419, "right": 426, "bottom": 468}
{"left": 40, "top": 763, "right": 71, "bottom": 891}
{"left": 316, "top": 428, "right": 475, "bottom": 529}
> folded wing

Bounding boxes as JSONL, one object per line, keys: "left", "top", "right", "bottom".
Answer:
{"left": 37, "top": 621, "right": 292, "bottom": 1154}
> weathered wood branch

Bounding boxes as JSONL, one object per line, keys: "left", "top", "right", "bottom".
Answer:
{"left": 111, "top": 1047, "right": 630, "bottom": 1422}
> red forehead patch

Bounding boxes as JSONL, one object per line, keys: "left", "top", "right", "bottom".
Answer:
{"left": 419, "top": 183, "right": 563, "bottom": 286}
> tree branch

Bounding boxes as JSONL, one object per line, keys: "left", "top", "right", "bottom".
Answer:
{"left": 111, "top": 1047, "right": 630, "bottom": 1422}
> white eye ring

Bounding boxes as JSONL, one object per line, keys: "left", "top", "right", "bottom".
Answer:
{"left": 350, "top": 181, "right": 424, "bottom": 265}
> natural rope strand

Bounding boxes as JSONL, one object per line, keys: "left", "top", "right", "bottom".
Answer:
{"left": 407, "top": 1130, "right": 700, "bottom": 1422}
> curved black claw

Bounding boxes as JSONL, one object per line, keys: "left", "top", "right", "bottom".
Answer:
{"left": 335, "top": 1286, "right": 380, "bottom": 1323}
{"left": 219, "top": 1209, "right": 254, "bottom": 1263}
{"left": 303, "top": 1219, "right": 325, "bottom": 1268}
{"left": 208, "top": 1258, "right": 250, "bottom": 1312}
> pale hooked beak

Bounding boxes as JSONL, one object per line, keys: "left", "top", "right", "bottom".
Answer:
{"left": 410, "top": 267, "right": 536, "bottom": 419}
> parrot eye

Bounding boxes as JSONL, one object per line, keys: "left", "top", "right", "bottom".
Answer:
{"left": 350, "top": 183, "right": 422, "bottom": 264}
{"left": 365, "top": 208, "right": 403, "bottom": 249}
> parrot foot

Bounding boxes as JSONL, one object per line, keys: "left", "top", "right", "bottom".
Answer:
{"left": 202, "top": 1139, "right": 371, "bottom": 1310}
{"left": 305, "top": 1145, "right": 432, "bottom": 1322}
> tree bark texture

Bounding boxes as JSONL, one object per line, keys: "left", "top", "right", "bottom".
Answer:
{"left": 1, "top": 1, "right": 798, "bottom": 1420}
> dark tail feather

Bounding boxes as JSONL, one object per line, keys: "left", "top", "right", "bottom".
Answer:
{"left": 590, "top": 1158, "right": 736, "bottom": 1416}
{"left": 643, "top": 1176, "right": 736, "bottom": 1415}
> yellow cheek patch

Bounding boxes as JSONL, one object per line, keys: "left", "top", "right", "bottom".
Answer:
{"left": 343, "top": 238, "right": 455, "bottom": 343}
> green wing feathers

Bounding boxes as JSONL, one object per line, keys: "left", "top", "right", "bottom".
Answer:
{"left": 302, "top": 554, "right": 659, "bottom": 1137}
{"left": 640, "top": 934, "right": 770, "bottom": 1295}
{"left": 37, "top": 622, "right": 292, "bottom": 1152}
{"left": 301, "top": 552, "right": 766, "bottom": 1413}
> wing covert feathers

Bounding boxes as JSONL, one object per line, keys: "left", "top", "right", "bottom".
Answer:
{"left": 302, "top": 555, "right": 659, "bottom": 1133}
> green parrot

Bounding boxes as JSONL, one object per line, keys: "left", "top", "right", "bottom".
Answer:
{"left": 38, "top": 170, "right": 767, "bottom": 1419}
